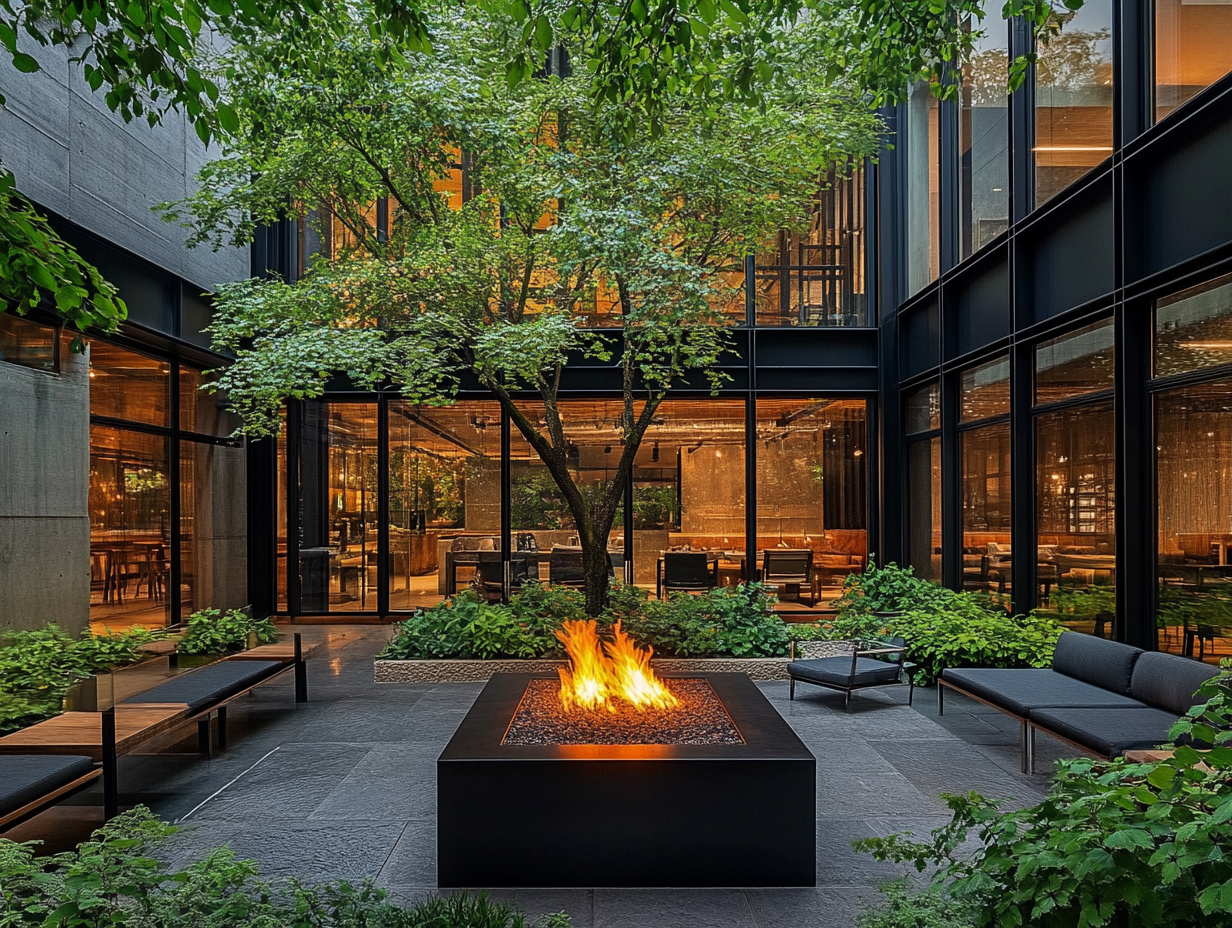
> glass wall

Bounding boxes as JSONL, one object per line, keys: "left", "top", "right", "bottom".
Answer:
{"left": 959, "top": 355, "right": 1011, "bottom": 598}
{"left": 906, "top": 82, "right": 941, "bottom": 295}
{"left": 387, "top": 401, "right": 501, "bottom": 608}
{"left": 753, "top": 164, "right": 868, "bottom": 326}
{"left": 1034, "top": 1, "right": 1113, "bottom": 208}
{"left": 755, "top": 398, "right": 868, "bottom": 603}
{"left": 960, "top": 5, "right": 1010, "bottom": 259}
{"left": 905, "top": 381, "right": 941, "bottom": 581}
{"left": 1155, "top": 0, "right": 1232, "bottom": 122}
{"left": 0, "top": 313, "right": 57, "bottom": 372}
{"left": 1154, "top": 276, "right": 1232, "bottom": 661}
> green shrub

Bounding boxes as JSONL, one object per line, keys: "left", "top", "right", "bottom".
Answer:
{"left": 623, "top": 583, "right": 790, "bottom": 658}
{"left": 857, "top": 883, "right": 976, "bottom": 928}
{"left": 176, "top": 608, "right": 278, "bottom": 655}
{"left": 379, "top": 591, "right": 561, "bottom": 661}
{"left": 0, "top": 807, "right": 570, "bottom": 927}
{"left": 0, "top": 625, "right": 165, "bottom": 735}
{"left": 858, "top": 673, "right": 1232, "bottom": 928}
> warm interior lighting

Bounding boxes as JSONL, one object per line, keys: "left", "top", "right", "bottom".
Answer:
{"left": 556, "top": 620, "right": 678, "bottom": 713}
{"left": 1032, "top": 146, "right": 1113, "bottom": 152}
{"left": 1180, "top": 341, "right": 1232, "bottom": 350}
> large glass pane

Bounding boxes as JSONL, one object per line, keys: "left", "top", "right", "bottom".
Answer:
{"left": 756, "top": 398, "right": 867, "bottom": 605}
{"left": 960, "top": 355, "right": 1011, "bottom": 421}
{"left": 1035, "top": 319, "right": 1115, "bottom": 404}
{"left": 1155, "top": 0, "right": 1232, "bottom": 122}
{"left": 961, "top": 421, "right": 1012, "bottom": 599}
{"left": 960, "top": 7, "right": 1010, "bottom": 258}
{"left": 907, "top": 438, "right": 942, "bottom": 582}
{"left": 277, "top": 416, "right": 288, "bottom": 612}
{"left": 639, "top": 399, "right": 747, "bottom": 596}
{"left": 180, "top": 366, "right": 242, "bottom": 436}
{"left": 904, "top": 381, "right": 940, "bottom": 434}
{"left": 0, "top": 313, "right": 57, "bottom": 372}
{"left": 179, "top": 439, "right": 247, "bottom": 618}
{"left": 1036, "top": 404, "right": 1115, "bottom": 634}
{"left": 753, "top": 164, "right": 868, "bottom": 326}
{"left": 1156, "top": 380, "right": 1232, "bottom": 661}
{"left": 906, "top": 82, "right": 941, "bottom": 295}
{"left": 89, "top": 342, "right": 170, "bottom": 426}
{"left": 297, "top": 402, "right": 380, "bottom": 612}
{"left": 1154, "top": 273, "right": 1232, "bottom": 377}
{"left": 387, "top": 400, "right": 501, "bottom": 609}
{"left": 1034, "top": 2, "right": 1113, "bottom": 207}
{"left": 89, "top": 426, "right": 171, "bottom": 630}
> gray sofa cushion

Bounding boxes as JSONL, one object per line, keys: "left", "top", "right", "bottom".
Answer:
{"left": 789, "top": 657, "right": 902, "bottom": 688}
{"left": 0, "top": 755, "right": 95, "bottom": 817}
{"left": 123, "top": 660, "right": 282, "bottom": 712}
{"left": 941, "top": 667, "right": 1144, "bottom": 717}
{"left": 1030, "top": 707, "right": 1181, "bottom": 758}
{"left": 1129, "top": 652, "right": 1222, "bottom": 715}
{"left": 1052, "top": 633, "right": 1143, "bottom": 695}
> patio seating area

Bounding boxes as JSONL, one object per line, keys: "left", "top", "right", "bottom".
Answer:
{"left": 4, "top": 625, "right": 1072, "bottom": 928}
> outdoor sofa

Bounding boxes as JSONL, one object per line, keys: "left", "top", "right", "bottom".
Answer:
{"left": 938, "top": 632, "right": 1221, "bottom": 773}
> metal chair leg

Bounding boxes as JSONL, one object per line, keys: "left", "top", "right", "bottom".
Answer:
{"left": 908, "top": 677, "right": 915, "bottom": 706}
{"left": 789, "top": 678, "right": 795, "bottom": 700}
{"left": 844, "top": 689, "right": 851, "bottom": 711}
{"left": 1029, "top": 725, "right": 1037, "bottom": 775}
{"left": 1020, "top": 720, "right": 1029, "bottom": 774}
{"left": 938, "top": 682, "right": 945, "bottom": 716}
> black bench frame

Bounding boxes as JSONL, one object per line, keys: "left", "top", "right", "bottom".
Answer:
{"left": 789, "top": 643, "right": 915, "bottom": 709}
{"left": 0, "top": 765, "right": 101, "bottom": 832}
{"left": 937, "top": 677, "right": 1036, "bottom": 773}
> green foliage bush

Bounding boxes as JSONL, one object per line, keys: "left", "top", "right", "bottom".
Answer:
{"left": 857, "top": 883, "right": 975, "bottom": 928}
{"left": 176, "top": 608, "right": 278, "bottom": 656}
{"left": 857, "top": 673, "right": 1232, "bottom": 927}
{"left": 623, "top": 583, "right": 790, "bottom": 658}
{"left": 0, "top": 624, "right": 163, "bottom": 735}
{"left": 0, "top": 807, "right": 569, "bottom": 927}
{"left": 379, "top": 589, "right": 563, "bottom": 661}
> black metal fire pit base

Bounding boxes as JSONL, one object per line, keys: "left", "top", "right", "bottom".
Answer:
{"left": 437, "top": 673, "right": 816, "bottom": 887}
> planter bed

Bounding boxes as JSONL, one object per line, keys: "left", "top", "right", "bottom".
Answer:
{"left": 374, "top": 641, "right": 854, "bottom": 684}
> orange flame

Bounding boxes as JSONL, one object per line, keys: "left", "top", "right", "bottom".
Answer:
{"left": 556, "top": 619, "right": 679, "bottom": 713}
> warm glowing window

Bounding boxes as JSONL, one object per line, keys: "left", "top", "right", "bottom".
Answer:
{"left": 1155, "top": 0, "right": 1232, "bottom": 122}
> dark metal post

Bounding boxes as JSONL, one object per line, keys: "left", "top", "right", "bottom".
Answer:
{"left": 500, "top": 409, "right": 512, "bottom": 601}
{"left": 377, "top": 396, "right": 390, "bottom": 617}
{"left": 745, "top": 395, "right": 758, "bottom": 582}
{"left": 101, "top": 707, "right": 118, "bottom": 819}
{"left": 294, "top": 632, "right": 308, "bottom": 703}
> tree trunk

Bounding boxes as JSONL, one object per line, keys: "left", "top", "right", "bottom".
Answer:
{"left": 580, "top": 538, "right": 611, "bottom": 617}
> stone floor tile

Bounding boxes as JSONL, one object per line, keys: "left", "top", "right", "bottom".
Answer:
{"left": 376, "top": 819, "right": 437, "bottom": 886}
{"left": 593, "top": 888, "right": 757, "bottom": 928}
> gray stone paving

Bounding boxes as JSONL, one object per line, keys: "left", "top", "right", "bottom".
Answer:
{"left": 7, "top": 625, "right": 1078, "bottom": 928}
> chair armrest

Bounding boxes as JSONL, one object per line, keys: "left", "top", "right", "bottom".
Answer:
{"left": 856, "top": 646, "right": 907, "bottom": 656}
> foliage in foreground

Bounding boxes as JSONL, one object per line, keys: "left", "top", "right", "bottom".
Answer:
{"left": 801, "top": 562, "right": 1064, "bottom": 685}
{"left": 857, "top": 673, "right": 1232, "bottom": 927}
{"left": 0, "top": 807, "right": 569, "bottom": 927}
{"left": 378, "top": 582, "right": 790, "bottom": 660}
{"left": 0, "top": 624, "right": 163, "bottom": 734}
{"left": 176, "top": 607, "right": 279, "bottom": 655}
{"left": 857, "top": 882, "right": 976, "bottom": 928}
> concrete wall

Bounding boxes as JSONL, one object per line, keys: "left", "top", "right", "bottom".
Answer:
{"left": 0, "top": 34, "right": 247, "bottom": 291}
{"left": 0, "top": 334, "right": 91, "bottom": 635}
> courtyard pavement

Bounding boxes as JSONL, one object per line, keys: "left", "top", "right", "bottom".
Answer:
{"left": 7, "top": 625, "right": 1077, "bottom": 928}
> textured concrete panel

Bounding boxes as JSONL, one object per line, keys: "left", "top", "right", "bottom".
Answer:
{"left": 0, "top": 516, "right": 90, "bottom": 633}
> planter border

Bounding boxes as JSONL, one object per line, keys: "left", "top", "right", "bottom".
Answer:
{"left": 373, "top": 640, "right": 855, "bottom": 684}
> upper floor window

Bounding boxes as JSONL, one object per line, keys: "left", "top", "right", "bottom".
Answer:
{"left": 1035, "top": 318, "right": 1115, "bottom": 404}
{"left": 0, "top": 314, "right": 58, "bottom": 372}
{"left": 1155, "top": 273, "right": 1232, "bottom": 377}
{"left": 89, "top": 342, "right": 170, "bottom": 427}
{"left": 1154, "top": 0, "right": 1232, "bottom": 123}
{"left": 960, "top": 5, "right": 1010, "bottom": 259}
{"left": 905, "top": 82, "right": 941, "bottom": 296}
{"left": 1034, "top": 1, "right": 1113, "bottom": 208}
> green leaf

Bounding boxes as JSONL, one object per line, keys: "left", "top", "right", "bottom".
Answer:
{"left": 11, "top": 51, "right": 40, "bottom": 73}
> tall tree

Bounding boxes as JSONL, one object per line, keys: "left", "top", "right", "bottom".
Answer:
{"left": 162, "top": 2, "right": 880, "bottom": 613}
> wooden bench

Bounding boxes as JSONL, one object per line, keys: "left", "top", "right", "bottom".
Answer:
{"left": 0, "top": 755, "right": 101, "bottom": 831}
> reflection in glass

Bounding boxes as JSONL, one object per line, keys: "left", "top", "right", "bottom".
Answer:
{"left": 960, "top": 7, "right": 1009, "bottom": 258}
{"left": 1155, "top": 0, "right": 1232, "bottom": 122}
{"left": 960, "top": 355, "right": 1011, "bottom": 421}
{"left": 753, "top": 164, "right": 868, "bottom": 326}
{"left": 1156, "top": 381, "right": 1232, "bottom": 662}
{"left": 89, "top": 426, "right": 171, "bottom": 628}
{"left": 639, "top": 400, "right": 747, "bottom": 594}
{"left": 1035, "top": 404, "right": 1115, "bottom": 634}
{"left": 907, "top": 438, "right": 942, "bottom": 582}
{"left": 1154, "top": 273, "right": 1232, "bottom": 378}
{"left": 277, "top": 416, "right": 288, "bottom": 612}
{"left": 89, "top": 343, "right": 170, "bottom": 426}
{"left": 0, "top": 313, "right": 57, "bottom": 371}
{"left": 180, "top": 366, "right": 242, "bottom": 436}
{"left": 179, "top": 440, "right": 247, "bottom": 618}
{"left": 961, "top": 421, "right": 1011, "bottom": 598}
{"left": 1035, "top": 319, "right": 1115, "bottom": 404}
{"left": 904, "top": 381, "right": 940, "bottom": 434}
{"left": 387, "top": 401, "right": 501, "bottom": 609}
{"left": 906, "top": 82, "right": 940, "bottom": 295}
{"left": 1034, "top": 2, "right": 1113, "bottom": 207}
{"left": 756, "top": 398, "right": 867, "bottom": 603}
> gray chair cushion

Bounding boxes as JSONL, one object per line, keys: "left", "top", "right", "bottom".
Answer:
{"left": 1129, "top": 652, "right": 1222, "bottom": 715}
{"left": 123, "top": 660, "right": 282, "bottom": 712}
{"left": 941, "top": 667, "right": 1144, "bottom": 717}
{"left": 1052, "top": 632, "right": 1143, "bottom": 695}
{"left": 0, "top": 754, "right": 95, "bottom": 817}
{"left": 1030, "top": 707, "right": 1182, "bottom": 758}
{"left": 789, "top": 657, "right": 902, "bottom": 688}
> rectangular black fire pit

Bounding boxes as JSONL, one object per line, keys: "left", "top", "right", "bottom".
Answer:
{"left": 438, "top": 673, "right": 815, "bottom": 887}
